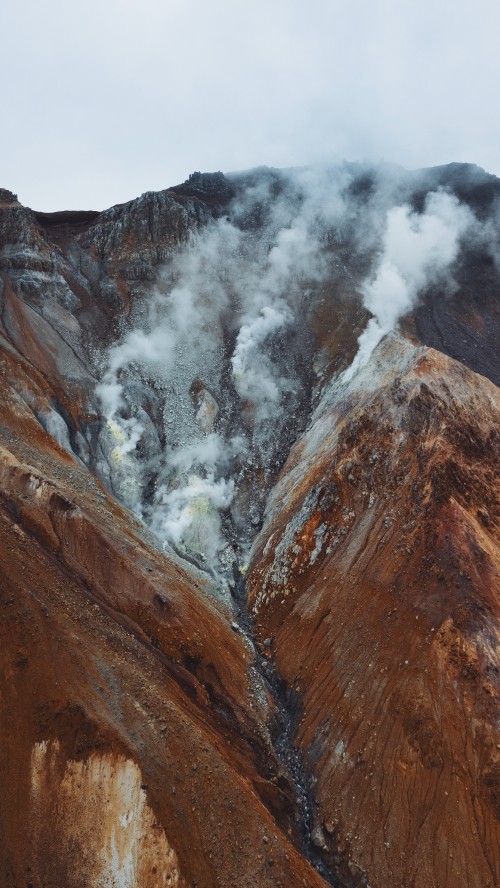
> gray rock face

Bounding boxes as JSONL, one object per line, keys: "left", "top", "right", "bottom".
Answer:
{"left": 172, "top": 170, "right": 234, "bottom": 199}
{"left": 78, "top": 189, "right": 213, "bottom": 275}
{"left": 0, "top": 189, "right": 18, "bottom": 203}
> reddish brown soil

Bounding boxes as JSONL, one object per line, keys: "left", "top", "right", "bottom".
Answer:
{"left": 248, "top": 339, "right": 500, "bottom": 888}
{"left": 0, "top": 338, "right": 327, "bottom": 887}
{"left": 1, "top": 170, "right": 500, "bottom": 887}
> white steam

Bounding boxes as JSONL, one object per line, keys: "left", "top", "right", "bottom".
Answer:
{"left": 232, "top": 306, "right": 290, "bottom": 378}
{"left": 96, "top": 326, "right": 175, "bottom": 462}
{"left": 96, "top": 167, "right": 351, "bottom": 575}
{"left": 151, "top": 433, "right": 246, "bottom": 567}
{"left": 343, "top": 190, "right": 473, "bottom": 381}
{"left": 228, "top": 166, "right": 348, "bottom": 419}
{"left": 94, "top": 166, "right": 487, "bottom": 583}
{"left": 231, "top": 305, "right": 292, "bottom": 411}
{"left": 157, "top": 474, "right": 234, "bottom": 547}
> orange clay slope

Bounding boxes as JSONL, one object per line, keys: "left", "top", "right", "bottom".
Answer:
{"left": 248, "top": 335, "right": 500, "bottom": 888}
{"left": 0, "top": 309, "right": 328, "bottom": 888}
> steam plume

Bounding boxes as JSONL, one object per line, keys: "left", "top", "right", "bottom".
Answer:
{"left": 94, "top": 165, "right": 489, "bottom": 583}
{"left": 343, "top": 190, "right": 473, "bottom": 381}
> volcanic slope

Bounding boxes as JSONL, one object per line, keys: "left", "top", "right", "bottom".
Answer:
{"left": 248, "top": 336, "right": 500, "bottom": 888}
{"left": 0, "top": 298, "right": 328, "bottom": 887}
{"left": 0, "top": 163, "right": 499, "bottom": 888}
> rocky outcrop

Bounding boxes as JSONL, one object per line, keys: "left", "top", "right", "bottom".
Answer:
{"left": 171, "top": 171, "right": 235, "bottom": 204}
{"left": 77, "top": 189, "right": 213, "bottom": 276}
{"left": 248, "top": 336, "right": 500, "bottom": 888}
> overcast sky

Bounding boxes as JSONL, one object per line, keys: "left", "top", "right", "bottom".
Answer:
{"left": 1, "top": 0, "right": 499, "bottom": 211}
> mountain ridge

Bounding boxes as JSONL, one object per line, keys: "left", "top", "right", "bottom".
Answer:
{"left": 0, "top": 161, "right": 499, "bottom": 887}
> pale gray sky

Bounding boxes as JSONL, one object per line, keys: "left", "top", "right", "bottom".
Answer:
{"left": 1, "top": 0, "right": 499, "bottom": 210}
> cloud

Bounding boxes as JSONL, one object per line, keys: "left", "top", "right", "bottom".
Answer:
{"left": 2, "top": 1, "right": 500, "bottom": 209}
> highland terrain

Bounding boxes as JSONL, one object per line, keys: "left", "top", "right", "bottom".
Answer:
{"left": 0, "top": 162, "right": 499, "bottom": 888}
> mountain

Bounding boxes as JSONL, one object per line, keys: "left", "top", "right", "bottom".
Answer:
{"left": 0, "top": 163, "right": 499, "bottom": 888}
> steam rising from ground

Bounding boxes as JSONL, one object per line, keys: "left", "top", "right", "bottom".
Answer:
{"left": 95, "top": 164, "right": 490, "bottom": 585}
{"left": 96, "top": 167, "right": 349, "bottom": 580}
{"left": 231, "top": 306, "right": 292, "bottom": 411}
{"left": 343, "top": 191, "right": 473, "bottom": 381}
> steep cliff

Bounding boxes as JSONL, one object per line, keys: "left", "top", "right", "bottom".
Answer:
{"left": 0, "top": 163, "right": 499, "bottom": 887}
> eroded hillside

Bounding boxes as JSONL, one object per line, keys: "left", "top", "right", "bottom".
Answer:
{"left": 0, "top": 163, "right": 499, "bottom": 887}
